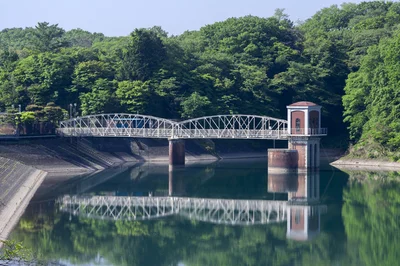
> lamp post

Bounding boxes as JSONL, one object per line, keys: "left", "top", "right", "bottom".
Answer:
{"left": 73, "top": 103, "right": 77, "bottom": 118}
{"left": 69, "top": 104, "right": 73, "bottom": 119}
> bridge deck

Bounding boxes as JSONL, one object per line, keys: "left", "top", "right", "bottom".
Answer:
{"left": 57, "top": 128, "right": 290, "bottom": 139}
{"left": 58, "top": 114, "right": 327, "bottom": 139}
{"left": 58, "top": 114, "right": 291, "bottom": 140}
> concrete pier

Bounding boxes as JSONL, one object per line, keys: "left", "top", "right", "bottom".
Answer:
{"left": 169, "top": 139, "right": 185, "bottom": 166}
{"left": 268, "top": 149, "right": 298, "bottom": 173}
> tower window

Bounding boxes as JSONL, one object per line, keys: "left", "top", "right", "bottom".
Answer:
{"left": 295, "top": 118, "right": 301, "bottom": 133}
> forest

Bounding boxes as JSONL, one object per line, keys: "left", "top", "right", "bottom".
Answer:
{"left": 0, "top": 1, "right": 400, "bottom": 159}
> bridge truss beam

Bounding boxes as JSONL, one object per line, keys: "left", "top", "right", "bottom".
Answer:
{"left": 58, "top": 114, "right": 288, "bottom": 140}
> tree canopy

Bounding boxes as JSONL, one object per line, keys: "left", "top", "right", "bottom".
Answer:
{"left": 1, "top": 1, "right": 400, "bottom": 156}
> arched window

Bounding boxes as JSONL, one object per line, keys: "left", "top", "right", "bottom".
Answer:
{"left": 295, "top": 118, "right": 301, "bottom": 133}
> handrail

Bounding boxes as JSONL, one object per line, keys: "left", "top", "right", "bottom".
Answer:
{"left": 288, "top": 128, "right": 328, "bottom": 136}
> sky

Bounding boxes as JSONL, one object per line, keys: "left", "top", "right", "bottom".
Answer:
{"left": 2, "top": 0, "right": 370, "bottom": 36}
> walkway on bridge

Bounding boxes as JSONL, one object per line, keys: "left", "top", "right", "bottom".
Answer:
{"left": 57, "top": 114, "right": 292, "bottom": 140}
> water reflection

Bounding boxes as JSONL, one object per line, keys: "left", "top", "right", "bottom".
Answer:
{"left": 9, "top": 164, "right": 400, "bottom": 266}
{"left": 59, "top": 165, "right": 326, "bottom": 241}
{"left": 268, "top": 171, "right": 326, "bottom": 241}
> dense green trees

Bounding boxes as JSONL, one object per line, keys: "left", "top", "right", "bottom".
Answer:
{"left": 120, "top": 29, "right": 167, "bottom": 81}
{"left": 32, "top": 22, "right": 68, "bottom": 52}
{"left": 0, "top": 1, "right": 400, "bottom": 155}
{"left": 343, "top": 33, "right": 400, "bottom": 160}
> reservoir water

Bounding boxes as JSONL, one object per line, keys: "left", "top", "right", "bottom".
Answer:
{"left": 7, "top": 160, "right": 400, "bottom": 266}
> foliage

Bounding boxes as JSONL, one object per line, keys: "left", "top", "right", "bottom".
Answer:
{"left": 180, "top": 92, "right": 211, "bottom": 118}
{"left": 343, "top": 30, "right": 400, "bottom": 158}
{"left": 43, "top": 102, "right": 64, "bottom": 124}
{"left": 19, "top": 111, "right": 35, "bottom": 124}
{"left": 63, "top": 28, "right": 105, "bottom": 48}
{"left": 116, "top": 80, "right": 152, "bottom": 114}
{"left": 32, "top": 22, "right": 68, "bottom": 52}
{"left": 0, "top": 2, "right": 399, "bottom": 152}
{"left": 80, "top": 78, "right": 118, "bottom": 115}
{"left": 0, "top": 239, "right": 32, "bottom": 261}
{"left": 120, "top": 29, "right": 167, "bottom": 81}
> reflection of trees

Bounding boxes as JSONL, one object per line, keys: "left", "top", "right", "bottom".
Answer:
{"left": 10, "top": 205, "right": 339, "bottom": 266}
{"left": 12, "top": 169, "right": 400, "bottom": 265}
{"left": 7, "top": 166, "right": 347, "bottom": 266}
{"left": 342, "top": 177, "right": 400, "bottom": 266}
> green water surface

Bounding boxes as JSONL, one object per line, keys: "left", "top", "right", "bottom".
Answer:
{"left": 8, "top": 160, "right": 400, "bottom": 266}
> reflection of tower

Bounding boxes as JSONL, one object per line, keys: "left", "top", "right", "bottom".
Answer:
{"left": 286, "top": 171, "right": 325, "bottom": 241}
{"left": 268, "top": 170, "right": 326, "bottom": 241}
{"left": 288, "top": 171, "right": 320, "bottom": 203}
{"left": 286, "top": 205, "right": 322, "bottom": 241}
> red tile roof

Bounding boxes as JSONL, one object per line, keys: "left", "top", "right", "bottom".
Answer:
{"left": 289, "top": 101, "right": 318, "bottom": 107}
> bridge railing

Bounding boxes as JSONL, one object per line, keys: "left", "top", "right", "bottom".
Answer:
{"left": 288, "top": 128, "right": 328, "bottom": 136}
{"left": 57, "top": 127, "right": 291, "bottom": 139}
{"left": 176, "top": 128, "right": 289, "bottom": 139}
{"left": 308, "top": 128, "right": 328, "bottom": 135}
{"left": 57, "top": 127, "right": 174, "bottom": 138}
{"left": 58, "top": 114, "right": 291, "bottom": 140}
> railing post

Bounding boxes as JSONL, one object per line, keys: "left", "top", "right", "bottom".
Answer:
{"left": 278, "top": 122, "right": 280, "bottom": 139}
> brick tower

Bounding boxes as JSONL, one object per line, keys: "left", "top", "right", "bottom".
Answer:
{"left": 287, "top": 102, "right": 327, "bottom": 170}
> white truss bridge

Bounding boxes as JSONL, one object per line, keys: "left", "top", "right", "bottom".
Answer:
{"left": 59, "top": 195, "right": 288, "bottom": 225}
{"left": 57, "top": 114, "right": 290, "bottom": 140}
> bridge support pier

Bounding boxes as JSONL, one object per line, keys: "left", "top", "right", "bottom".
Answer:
{"left": 169, "top": 139, "right": 185, "bottom": 166}
{"left": 268, "top": 137, "right": 320, "bottom": 172}
{"left": 268, "top": 149, "right": 298, "bottom": 173}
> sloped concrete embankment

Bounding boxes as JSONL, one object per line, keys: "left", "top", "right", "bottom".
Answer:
{"left": 0, "top": 138, "right": 139, "bottom": 175}
{"left": 0, "top": 137, "right": 218, "bottom": 203}
{"left": 0, "top": 138, "right": 142, "bottom": 241}
{"left": 0, "top": 138, "right": 142, "bottom": 202}
{"left": 0, "top": 157, "right": 47, "bottom": 242}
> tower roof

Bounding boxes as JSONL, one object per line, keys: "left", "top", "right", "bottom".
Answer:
{"left": 289, "top": 101, "right": 318, "bottom": 107}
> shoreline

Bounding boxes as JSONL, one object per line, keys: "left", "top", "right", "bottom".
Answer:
{"left": 331, "top": 158, "right": 400, "bottom": 170}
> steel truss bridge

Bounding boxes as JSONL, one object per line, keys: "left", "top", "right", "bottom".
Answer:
{"left": 57, "top": 114, "right": 289, "bottom": 140}
{"left": 59, "top": 195, "right": 288, "bottom": 225}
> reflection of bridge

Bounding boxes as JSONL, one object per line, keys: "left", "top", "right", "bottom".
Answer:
{"left": 58, "top": 114, "right": 289, "bottom": 140}
{"left": 59, "top": 169, "right": 328, "bottom": 241}
{"left": 59, "top": 195, "right": 288, "bottom": 225}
